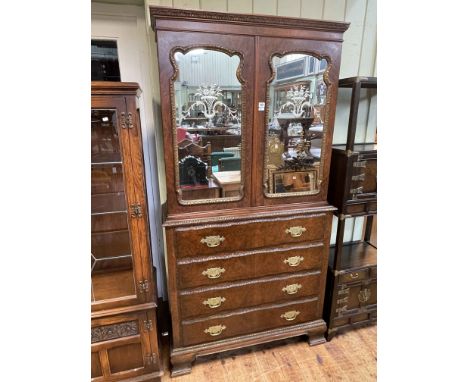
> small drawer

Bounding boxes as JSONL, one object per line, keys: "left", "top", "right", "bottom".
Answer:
{"left": 345, "top": 203, "right": 366, "bottom": 215}
{"left": 332, "top": 317, "right": 349, "bottom": 327}
{"left": 350, "top": 312, "right": 369, "bottom": 324}
{"left": 178, "top": 271, "right": 321, "bottom": 319}
{"left": 177, "top": 243, "right": 324, "bottom": 289}
{"left": 181, "top": 297, "right": 319, "bottom": 346}
{"left": 339, "top": 270, "right": 367, "bottom": 284}
{"left": 174, "top": 214, "right": 327, "bottom": 258}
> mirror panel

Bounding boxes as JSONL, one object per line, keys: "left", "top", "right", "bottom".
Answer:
{"left": 172, "top": 48, "right": 244, "bottom": 204}
{"left": 264, "top": 54, "right": 329, "bottom": 197}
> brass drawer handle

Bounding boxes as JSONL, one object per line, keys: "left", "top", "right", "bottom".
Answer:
{"left": 358, "top": 288, "right": 371, "bottom": 303}
{"left": 202, "top": 267, "right": 225, "bottom": 279}
{"left": 349, "top": 272, "right": 360, "bottom": 279}
{"left": 283, "top": 256, "right": 304, "bottom": 267}
{"left": 282, "top": 283, "right": 302, "bottom": 295}
{"left": 281, "top": 310, "right": 300, "bottom": 321}
{"left": 204, "top": 324, "right": 226, "bottom": 336}
{"left": 285, "top": 226, "right": 307, "bottom": 238}
{"left": 200, "top": 235, "right": 225, "bottom": 248}
{"left": 203, "top": 296, "right": 226, "bottom": 309}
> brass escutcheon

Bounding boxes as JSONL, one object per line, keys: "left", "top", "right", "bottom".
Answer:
{"left": 349, "top": 272, "right": 360, "bottom": 279}
{"left": 281, "top": 310, "right": 300, "bottom": 321}
{"left": 200, "top": 235, "right": 225, "bottom": 248}
{"left": 282, "top": 283, "right": 302, "bottom": 295}
{"left": 358, "top": 288, "right": 371, "bottom": 303}
{"left": 202, "top": 267, "right": 225, "bottom": 279}
{"left": 203, "top": 296, "right": 226, "bottom": 308}
{"left": 285, "top": 226, "right": 307, "bottom": 238}
{"left": 283, "top": 256, "right": 304, "bottom": 267}
{"left": 204, "top": 324, "right": 226, "bottom": 336}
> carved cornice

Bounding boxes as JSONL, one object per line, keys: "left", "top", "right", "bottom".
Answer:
{"left": 91, "top": 321, "right": 139, "bottom": 343}
{"left": 150, "top": 7, "right": 350, "bottom": 34}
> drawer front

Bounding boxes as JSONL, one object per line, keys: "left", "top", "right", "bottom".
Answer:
{"left": 181, "top": 298, "right": 319, "bottom": 346}
{"left": 334, "top": 280, "right": 377, "bottom": 317}
{"left": 177, "top": 243, "right": 324, "bottom": 289}
{"left": 345, "top": 200, "right": 377, "bottom": 215}
{"left": 175, "top": 214, "right": 326, "bottom": 258}
{"left": 339, "top": 269, "right": 368, "bottom": 284}
{"left": 179, "top": 271, "right": 321, "bottom": 319}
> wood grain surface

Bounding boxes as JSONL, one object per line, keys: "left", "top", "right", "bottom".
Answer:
{"left": 160, "top": 325, "right": 376, "bottom": 381}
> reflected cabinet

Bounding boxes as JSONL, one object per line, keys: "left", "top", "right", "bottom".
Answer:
{"left": 91, "top": 82, "right": 162, "bottom": 382}
{"left": 151, "top": 7, "right": 349, "bottom": 376}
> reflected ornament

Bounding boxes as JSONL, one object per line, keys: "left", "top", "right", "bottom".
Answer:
{"left": 280, "top": 85, "right": 311, "bottom": 118}
{"left": 180, "top": 84, "right": 238, "bottom": 126}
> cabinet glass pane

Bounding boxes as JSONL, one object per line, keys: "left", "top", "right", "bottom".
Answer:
{"left": 264, "top": 54, "right": 328, "bottom": 196}
{"left": 91, "top": 109, "right": 135, "bottom": 303}
{"left": 172, "top": 48, "right": 244, "bottom": 203}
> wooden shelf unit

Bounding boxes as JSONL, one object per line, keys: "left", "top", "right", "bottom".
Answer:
{"left": 325, "top": 76, "right": 377, "bottom": 340}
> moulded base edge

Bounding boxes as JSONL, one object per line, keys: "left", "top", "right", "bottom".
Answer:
{"left": 170, "top": 319, "right": 327, "bottom": 377}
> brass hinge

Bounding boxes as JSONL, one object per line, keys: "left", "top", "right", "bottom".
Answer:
{"left": 144, "top": 353, "right": 158, "bottom": 365}
{"left": 352, "top": 173, "right": 366, "bottom": 181}
{"left": 138, "top": 280, "right": 149, "bottom": 293}
{"left": 144, "top": 319, "right": 153, "bottom": 331}
{"left": 120, "top": 112, "right": 134, "bottom": 129}
{"left": 350, "top": 186, "right": 363, "bottom": 199}
{"left": 353, "top": 160, "right": 367, "bottom": 168}
{"left": 345, "top": 149, "right": 354, "bottom": 157}
{"left": 337, "top": 297, "right": 348, "bottom": 304}
{"left": 130, "top": 203, "right": 143, "bottom": 218}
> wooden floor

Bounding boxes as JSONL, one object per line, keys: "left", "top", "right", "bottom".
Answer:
{"left": 160, "top": 325, "right": 376, "bottom": 381}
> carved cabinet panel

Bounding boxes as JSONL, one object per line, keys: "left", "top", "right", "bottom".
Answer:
{"left": 91, "top": 310, "right": 161, "bottom": 381}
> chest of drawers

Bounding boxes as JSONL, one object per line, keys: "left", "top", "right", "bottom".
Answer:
{"left": 164, "top": 210, "right": 333, "bottom": 375}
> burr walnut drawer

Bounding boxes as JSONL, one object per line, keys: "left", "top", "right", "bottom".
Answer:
{"left": 180, "top": 297, "right": 319, "bottom": 346}
{"left": 177, "top": 242, "right": 324, "bottom": 289}
{"left": 178, "top": 271, "right": 321, "bottom": 319}
{"left": 174, "top": 214, "right": 327, "bottom": 257}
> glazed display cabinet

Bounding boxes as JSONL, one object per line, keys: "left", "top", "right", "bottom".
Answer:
{"left": 325, "top": 76, "right": 377, "bottom": 340}
{"left": 91, "top": 82, "right": 162, "bottom": 382}
{"left": 150, "top": 7, "right": 349, "bottom": 376}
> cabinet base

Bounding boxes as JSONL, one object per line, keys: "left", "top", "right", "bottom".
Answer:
{"left": 170, "top": 320, "right": 326, "bottom": 376}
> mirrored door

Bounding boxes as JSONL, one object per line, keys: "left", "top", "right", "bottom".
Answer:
{"left": 171, "top": 47, "right": 245, "bottom": 204}
{"left": 264, "top": 53, "right": 329, "bottom": 197}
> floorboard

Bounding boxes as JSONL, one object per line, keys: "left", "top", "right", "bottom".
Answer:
{"left": 160, "top": 325, "right": 377, "bottom": 381}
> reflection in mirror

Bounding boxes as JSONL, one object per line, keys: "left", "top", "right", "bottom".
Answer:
{"left": 264, "top": 54, "right": 328, "bottom": 196}
{"left": 173, "top": 48, "right": 243, "bottom": 203}
{"left": 91, "top": 109, "right": 136, "bottom": 303}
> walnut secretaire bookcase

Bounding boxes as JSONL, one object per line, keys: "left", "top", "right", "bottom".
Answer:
{"left": 150, "top": 7, "right": 349, "bottom": 376}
